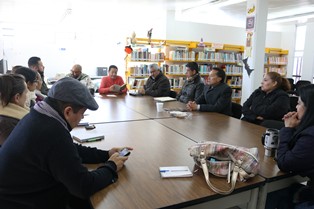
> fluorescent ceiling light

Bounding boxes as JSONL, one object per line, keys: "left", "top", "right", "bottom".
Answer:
{"left": 181, "top": 0, "right": 246, "bottom": 13}
{"left": 268, "top": 11, "right": 314, "bottom": 23}
{"left": 213, "top": 0, "right": 247, "bottom": 8}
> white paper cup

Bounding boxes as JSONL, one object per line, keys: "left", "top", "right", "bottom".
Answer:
{"left": 156, "top": 102, "right": 164, "bottom": 112}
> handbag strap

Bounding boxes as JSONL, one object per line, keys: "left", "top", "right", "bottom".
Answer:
{"left": 200, "top": 148, "right": 240, "bottom": 195}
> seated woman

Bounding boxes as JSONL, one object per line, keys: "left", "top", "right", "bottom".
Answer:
{"left": 176, "top": 62, "right": 204, "bottom": 103}
{"left": 241, "top": 72, "right": 290, "bottom": 125}
{"left": 98, "top": 65, "right": 127, "bottom": 94}
{"left": 14, "top": 67, "right": 38, "bottom": 108}
{"left": 268, "top": 84, "right": 314, "bottom": 208}
{"left": 0, "top": 74, "right": 29, "bottom": 146}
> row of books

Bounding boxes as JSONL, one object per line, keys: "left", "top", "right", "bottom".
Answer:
{"left": 265, "top": 56, "right": 288, "bottom": 65}
{"left": 232, "top": 89, "right": 242, "bottom": 99}
{"left": 128, "top": 78, "right": 146, "bottom": 89}
{"left": 129, "top": 65, "right": 151, "bottom": 76}
{"left": 169, "top": 77, "right": 186, "bottom": 88}
{"left": 226, "top": 76, "right": 242, "bottom": 87}
{"left": 197, "top": 52, "right": 243, "bottom": 63}
{"left": 225, "top": 65, "right": 243, "bottom": 75}
{"left": 265, "top": 67, "right": 287, "bottom": 76}
{"left": 168, "top": 51, "right": 196, "bottom": 61}
{"left": 130, "top": 51, "right": 165, "bottom": 61}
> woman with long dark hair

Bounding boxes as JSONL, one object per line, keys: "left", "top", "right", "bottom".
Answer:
{"left": 0, "top": 74, "right": 29, "bottom": 145}
{"left": 276, "top": 84, "right": 314, "bottom": 208}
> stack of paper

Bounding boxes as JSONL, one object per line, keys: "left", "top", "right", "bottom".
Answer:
{"left": 154, "top": 97, "right": 176, "bottom": 102}
{"left": 159, "top": 166, "right": 193, "bottom": 178}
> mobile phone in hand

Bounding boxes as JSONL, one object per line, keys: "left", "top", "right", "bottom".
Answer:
{"left": 119, "top": 148, "right": 130, "bottom": 156}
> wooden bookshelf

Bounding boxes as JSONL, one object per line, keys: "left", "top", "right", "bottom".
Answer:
{"left": 125, "top": 38, "right": 244, "bottom": 103}
{"left": 264, "top": 48, "right": 288, "bottom": 77}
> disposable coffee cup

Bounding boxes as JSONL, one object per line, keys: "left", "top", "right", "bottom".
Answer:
{"left": 156, "top": 102, "right": 164, "bottom": 112}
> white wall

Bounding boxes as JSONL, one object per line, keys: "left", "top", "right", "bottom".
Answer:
{"left": 166, "top": 11, "right": 246, "bottom": 45}
{"left": 280, "top": 25, "right": 296, "bottom": 78}
{"left": 302, "top": 22, "right": 314, "bottom": 82}
{"left": 0, "top": 9, "right": 167, "bottom": 80}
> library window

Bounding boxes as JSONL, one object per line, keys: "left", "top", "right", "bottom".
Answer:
{"left": 292, "top": 25, "right": 306, "bottom": 82}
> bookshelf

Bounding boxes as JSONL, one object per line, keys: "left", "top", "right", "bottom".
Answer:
{"left": 125, "top": 38, "right": 165, "bottom": 90}
{"left": 163, "top": 41, "right": 244, "bottom": 103}
{"left": 125, "top": 38, "right": 244, "bottom": 103}
{"left": 264, "top": 48, "right": 288, "bottom": 77}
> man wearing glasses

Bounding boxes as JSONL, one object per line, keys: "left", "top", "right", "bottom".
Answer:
{"left": 138, "top": 63, "right": 170, "bottom": 97}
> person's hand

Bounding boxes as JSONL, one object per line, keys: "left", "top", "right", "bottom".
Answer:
{"left": 283, "top": 111, "right": 300, "bottom": 128}
{"left": 108, "top": 153, "right": 128, "bottom": 171}
{"left": 109, "top": 85, "right": 115, "bottom": 92}
{"left": 186, "top": 101, "right": 197, "bottom": 111}
{"left": 138, "top": 88, "right": 145, "bottom": 94}
{"left": 108, "top": 147, "right": 133, "bottom": 157}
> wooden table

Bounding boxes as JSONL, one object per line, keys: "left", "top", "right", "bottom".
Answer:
{"left": 119, "top": 94, "right": 203, "bottom": 119}
{"left": 155, "top": 113, "right": 307, "bottom": 209}
{"left": 80, "top": 94, "right": 149, "bottom": 124}
{"left": 71, "top": 120, "right": 265, "bottom": 209}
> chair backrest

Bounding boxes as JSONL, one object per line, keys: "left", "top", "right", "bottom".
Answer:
{"left": 287, "top": 78, "right": 295, "bottom": 91}
{"left": 169, "top": 90, "right": 177, "bottom": 98}
{"left": 295, "top": 80, "right": 311, "bottom": 95}
{"left": 231, "top": 102, "right": 242, "bottom": 119}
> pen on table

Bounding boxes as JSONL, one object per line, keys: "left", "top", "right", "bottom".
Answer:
{"left": 160, "top": 170, "right": 189, "bottom": 172}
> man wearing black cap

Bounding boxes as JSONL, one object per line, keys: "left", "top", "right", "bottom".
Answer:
{"left": 0, "top": 77, "right": 131, "bottom": 209}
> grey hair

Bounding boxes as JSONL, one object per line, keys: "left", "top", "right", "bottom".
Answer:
{"left": 149, "top": 63, "right": 160, "bottom": 72}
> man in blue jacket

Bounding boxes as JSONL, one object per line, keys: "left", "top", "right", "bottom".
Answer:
{"left": 187, "top": 67, "right": 232, "bottom": 116}
{"left": 0, "top": 77, "right": 131, "bottom": 209}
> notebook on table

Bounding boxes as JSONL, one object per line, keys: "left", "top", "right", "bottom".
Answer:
{"left": 153, "top": 97, "right": 176, "bottom": 102}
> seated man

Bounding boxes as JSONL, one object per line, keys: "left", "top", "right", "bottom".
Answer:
{"left": 187, "top": 67, "right": 232, "bottom": 116}
{"left": 176, "top": 62, "right": 204, "bottom": 103}
{"left": 67, "top": 64, "right": 95, "bottom": 95}
{"left": 0, "top": 77, "right": 131, "bottom": 209}
{"left": 98, "top": 65, "right": 127, "bottom": 94}
{"left": 138, "top": 63, "right": 170, "bottom": 97}
{"left": 28, "top": 56, "right": 49, "bottom": 95}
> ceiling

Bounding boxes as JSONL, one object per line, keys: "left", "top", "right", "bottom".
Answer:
{"left": 0, "top": 0, "right": 314, "bottom": 29}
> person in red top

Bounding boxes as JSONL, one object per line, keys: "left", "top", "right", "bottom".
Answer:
{"left": 98, "top": 65, "right": 127, "bottom": 94}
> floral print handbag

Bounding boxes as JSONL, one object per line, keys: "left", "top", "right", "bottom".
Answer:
{"left": 189, "top": 141, "right": 259, "bottom": 195}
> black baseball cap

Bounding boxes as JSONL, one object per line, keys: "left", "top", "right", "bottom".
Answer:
{"left": 48, "top": 77, "right": 98, "bottom": 110}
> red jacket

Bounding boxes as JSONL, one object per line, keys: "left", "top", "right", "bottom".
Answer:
{"left": 98, "top": 76, "right": 127, "bottom": 94}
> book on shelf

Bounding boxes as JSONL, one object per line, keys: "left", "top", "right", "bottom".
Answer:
{"left": 112, "top": 84, "right": 127, "bottom": 92}
{"left": 159, "top": 166, "right": 193, "bottom": 178}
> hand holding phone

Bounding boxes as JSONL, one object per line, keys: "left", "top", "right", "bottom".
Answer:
{"left": 119, "top": 148, "right": 131, "bottom": 156}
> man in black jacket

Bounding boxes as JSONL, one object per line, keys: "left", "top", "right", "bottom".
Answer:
{"left": 0, "top": 77, "right": 131, "bottom": 209}
{"left": 139, "top": 63, "right": 170, "bottom": 97}
{"left": 176, "top": 62, "right": 204, "bottom": 103}
{"left": 187, "top": 67, "right": 232, "bottom": 116}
